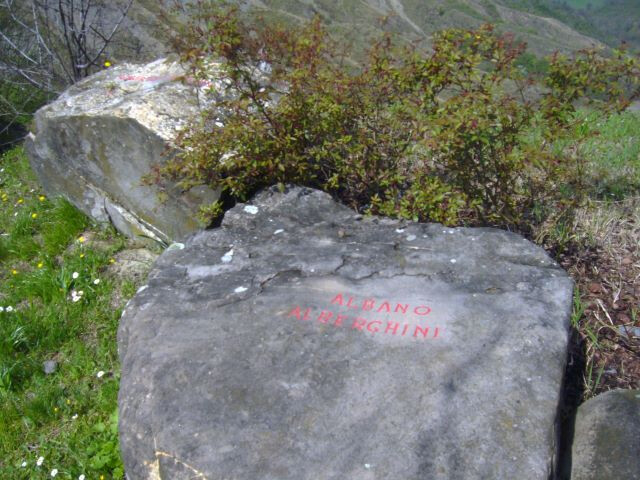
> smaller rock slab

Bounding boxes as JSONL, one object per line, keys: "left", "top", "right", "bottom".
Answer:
{"left": 118, "top": 186, "right": 574, "bottom": 479}
{"left": 571, "top": 389, "right": 640, "bottom": 480}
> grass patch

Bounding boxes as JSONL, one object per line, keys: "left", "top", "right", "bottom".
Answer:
{"left": 0, "top": 146, "right": 145, "bottom": 479}
{"left": 535, "top": 110, "right": 640, "bottom": 399}
{"left": 576, "top": 110, "right": 640, "bottom": 199}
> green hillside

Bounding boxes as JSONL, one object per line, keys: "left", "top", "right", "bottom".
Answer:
{"left": 230, "top": 0, "right": 602, "bottom": 57}
{"left": 501, "top": 0, "right": 640, "bottom": 51}
{"left": 117, "top": 0, "right": 605, "bottom": 65}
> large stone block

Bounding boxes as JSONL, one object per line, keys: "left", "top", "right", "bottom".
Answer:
{"left": 118, "top": 186, "right": 574, "bottom": 479}
{"left": 25, "top": 57, "right": 219, "bottom": 244}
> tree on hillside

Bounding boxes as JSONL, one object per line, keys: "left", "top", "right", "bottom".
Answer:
{"left": 0, "top": 0, "right": 133, "bottom": 148}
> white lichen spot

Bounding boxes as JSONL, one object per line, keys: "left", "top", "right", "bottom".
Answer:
{"left": 364, "top": 463, "right": 372, "bottom": 469}
{"left": 221, "top": 249, "right": 234, "bottom": 263}
{"left": 395, "top": 228, "right": 405, "bottom": 233}
{"left": 450, "top": 259, "right": 457, "bottom": 264}
{"left": 234, "top": 286, "right": 248, "bottom": 293}
{"left": 274, "top": 229, "right": 284, "bottom": 235}
{"left": 243, "top": 205, "right": 259, "bottom": 215}
{"left": 137, "top": 285, "right": 148, "bottom": 293}
{"left": 406, "top": 234, "right": 417, "bottom": 241}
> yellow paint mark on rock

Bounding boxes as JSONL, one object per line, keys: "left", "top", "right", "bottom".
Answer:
{"left": 154, "top": 450, "right": 208, "bottom": 479}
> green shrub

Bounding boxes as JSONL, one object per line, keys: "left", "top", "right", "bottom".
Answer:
{"left": 162, "top": 3, "right": 639, "bottom": 230}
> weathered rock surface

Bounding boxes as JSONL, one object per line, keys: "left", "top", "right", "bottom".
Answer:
{"left": 571, "top": 389, "right": 640, "bottom": 480}
{"left": 118, "top": 186, "right": 574, "bottom": 480}
{"left": 25, "top": 57, "right": 220, "bottom": 244}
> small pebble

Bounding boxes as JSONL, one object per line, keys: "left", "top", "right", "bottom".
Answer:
{"left": 234, "top": 286, "right": 248, "bottom": 293}
{"left": 43, "top": 360, "right": 58, "bottom": 375}
{"left": 618, "top": 325, "right": 640, "bottom": 339}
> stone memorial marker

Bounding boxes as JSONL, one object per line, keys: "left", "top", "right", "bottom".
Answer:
{"left": 118, "top": 186, "right": 574, "bottom": 479}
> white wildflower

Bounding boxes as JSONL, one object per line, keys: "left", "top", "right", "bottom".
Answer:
{"left": 5, "top": 306, "right": 13, "bottom": 312}
{"left": 93, "top": 278, "right": 100, "bottom": 285}
{"left": 36, "top": 456, "right": 44, "bottom": 466}
{"left": 51, "top": 468, "right": 58, "bottom": 477}
{"left": 96, "top": 370, "right": 105, "bottom": 378}
{"left": 79, "top": 475, "right": 85, "bottom": 480}
{"left": 72, "top": 271, "right": 79, "bottom": 279}
{"left": 21, "top": 461, "right": 27, "bottom": 467}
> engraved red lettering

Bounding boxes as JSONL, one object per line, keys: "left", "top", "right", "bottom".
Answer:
{"left": 334, "top": 314, "right": 347, "bottom": 327}
{"left": 346, "top": 297, "right": 358, "bottom": 309}
{"left": 414, "top": 326, "right": 430, "bottom": 338}
{"left": 401, "top": 324, "right": 409, "bottom": 336}
{"left": 287, "top": 306, "right": 302, "bottom": 319}
{"left": 394, "top": 303, "right": 409, "bottom": 314}
{"left": 433, "top": 327, "right": 440, "bottom": 339}
{"left": 377, "top": 301, "right": 391, "bottom": 313}
{"left": 414, "top": 306, "right": 432, "bottom": 316}
{"left": 362, "top": 299, "right": 375, "bottom": 311}
{"left": 317, "top": 310, "right": 333, "bottom": 324}
{"left": 303, "top": 308, "right": 310, "bottom": 320}
{"left": 352, "top": 318, "right": 367, "bottom": 330}
{"left": 331, "top": 294, "right": 344, "bottom": 306}
{"left": 385, "top": 321, "right": 400, "bottom": 335}
{"left": 367, "top": 321, "right": 382, "bottom": 333}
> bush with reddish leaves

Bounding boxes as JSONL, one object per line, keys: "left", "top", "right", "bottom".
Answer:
{"left": 162, "top": 2, "right": 639, "bottom": 230}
